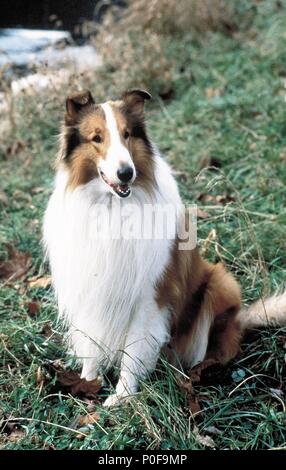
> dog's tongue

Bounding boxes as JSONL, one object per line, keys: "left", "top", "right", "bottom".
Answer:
{"left": 111, "top": 182, "right": 128, "bottom": 191}
{"left": 118, "top": 184, "right": 129, "bottom": 191}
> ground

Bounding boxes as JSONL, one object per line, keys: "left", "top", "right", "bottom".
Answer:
{"left": 0, "top": 0, "right": 286, "bottom": 450}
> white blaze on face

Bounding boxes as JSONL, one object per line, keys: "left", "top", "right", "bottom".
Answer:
{"left": 100, "top": 102, "right": 135, "bottom": 183}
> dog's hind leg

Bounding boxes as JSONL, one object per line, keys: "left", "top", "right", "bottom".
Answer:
{"left": 103, "top": 297, "right": 170, "bottom": 407}
{"left": 172, "top": 262, "right": 242, "bottom": 370}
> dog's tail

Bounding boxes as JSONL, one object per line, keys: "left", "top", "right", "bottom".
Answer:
{"left": 237, "top": 290, "right": 286, "bottom": 331}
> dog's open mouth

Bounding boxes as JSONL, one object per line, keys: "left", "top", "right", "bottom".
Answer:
{"left": 99, "top": 170, "right": 131, "bottom": 199}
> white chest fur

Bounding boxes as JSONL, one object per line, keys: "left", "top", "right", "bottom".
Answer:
{"left": 43, "top": 154, "right": 181, "bottom": 376}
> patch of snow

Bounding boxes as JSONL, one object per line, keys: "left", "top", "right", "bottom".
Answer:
{"left": 0, "top": 28, "right": 71, "bottom": 67}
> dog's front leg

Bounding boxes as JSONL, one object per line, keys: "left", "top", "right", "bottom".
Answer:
{"left": 72, "top": 329, "right": 103, "bottom": 382}
{"left": 103, "top": 300, "right": 170, "bottom": 407}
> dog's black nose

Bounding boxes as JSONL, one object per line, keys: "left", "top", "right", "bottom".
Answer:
{"left": 117, "top": 165, "right": 134, "bottom": 183}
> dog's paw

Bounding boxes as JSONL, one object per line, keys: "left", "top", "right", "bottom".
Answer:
{"left": 103, "top": 393, "right": 124, "bottom": 408}
{"left": 103, "top": 393, "right": 132, "bottom": 408}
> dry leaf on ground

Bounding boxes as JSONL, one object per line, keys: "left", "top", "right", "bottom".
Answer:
{"left": 25, "top": 300, "right": 40, "bottom": 317}
{"left": 53, "top": 367, "right": 102, "bottom": 399}
{"left": 0, "top": 244, "right": 31, "bottom": 282}
{"left": 1, "top": 419, "right": 25, "bottom": 443}
{"left": 188, "top": 395, "right": 201, "bottom": 414}
{"left": 40, "top": 322, "right": 53, "bottom": 338}
{"left": 28, "top": 275, "right": 52, "bottom": 289}
{"left": 179, "top": 359, "right": 221, "bottom": 415}
{"left": 77, "top": 412, "right": 100, "bottom": 427}
{"left": 74, "top": 412, "right": 100, "bottom": 440}
{"left": 8, "top": 428, "right": 26, "bottom": 443}
{"left": 178, "top": 376, "right": 201, "bottom": 415}
{"left": 197, "top": 193, "right": 235, "bottom": 205}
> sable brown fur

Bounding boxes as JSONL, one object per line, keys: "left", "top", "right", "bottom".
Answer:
{"left": 156, "top": 242, "right": 242, "bottom": 367}
{"left": 58, "top": 92, "right": 155, "bottom": 192}
{"left": 52, "top": 89, "right": 286, "bottom": 382}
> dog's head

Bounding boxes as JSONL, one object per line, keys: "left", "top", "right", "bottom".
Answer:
{"left": 59, "top": 89, "right": 154, "bottom": 198}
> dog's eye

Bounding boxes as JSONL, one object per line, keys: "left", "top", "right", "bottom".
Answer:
{"left": 93, "top": 134, "right": 102, "bottom": 143}
{"left": 124, "top": 130, "right": 130, "bottom": 140}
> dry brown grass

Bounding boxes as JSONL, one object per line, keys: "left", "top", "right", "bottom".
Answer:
{"left": 94, "top": 0, "right": 237, "bottom": 96}
{"left": 117, "top": 0, "right": 236, "bottom": 36}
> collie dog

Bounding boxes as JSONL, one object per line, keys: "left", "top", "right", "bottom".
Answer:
{"left": 44, "top": 89, "right": 286, "bottom": 406}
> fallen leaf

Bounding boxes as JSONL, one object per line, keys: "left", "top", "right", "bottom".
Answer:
{"left": 40, "top": 322, "right": 53, "bottom": 338}
{"left": 0, "top": 418, "right": 25, "bottom": 441}
{"left": 28, "top": 275, "right": 52, "bottom": 289}
{"left": 25, "top": 300, "right": 40, "bottom": 317}
{"left": 77, "top": 412, "right": 99, "bottom": 427}
{"left": 73, "top": 410, "right": 100, "bottom": 440}
{"left": 178, "top": 375, "right": 194, "bottom": 394}
{"left": 8, "top": 428, "right": 26, "bottom": 443}
{"left": 178, "top": 359, "right": 221, "bottom": 415}
{"left": 0, "top": 244, "right": 31, "bottom": 282}
{"left": 197, "top": 208, "right": 210, "bottom": 219}
{"left": 178, "top": 376, "right": 201, "bottom": 415}
{"left": 193, "top": 425, "right": 216, "bottom": 448}
{"left": 197, "top": 193, "right": 235, "bottom": 205}
{"left": 188, "top": 396, "right": 201, "bottom": 415}
{"left": 54, "top": 367, "right": 102, "bottom": 398}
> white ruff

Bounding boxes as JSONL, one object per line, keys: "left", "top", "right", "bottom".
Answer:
{"left": 43, "top": 152, "right": 182, "bottom": 380}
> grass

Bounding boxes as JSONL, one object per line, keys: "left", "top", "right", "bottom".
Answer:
{"left": 1, "top": 0, "right": 286, "bottom": 450}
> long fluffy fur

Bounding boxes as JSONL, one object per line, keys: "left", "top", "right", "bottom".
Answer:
{"left": 238, "top": 291, "right": 286, "bottom": 330}
{"left": 44, "top": 90, "right": 286, "bottom": 406}
{"left": 44, "top": 151, "right": 179, "bottom": 380}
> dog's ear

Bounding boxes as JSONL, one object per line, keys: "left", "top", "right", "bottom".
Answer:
{"left": 65, "top": 90, "right": 95, "bottom": 125}
{"left": 121, "top": 89, "right": 152, "bottom": 115}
